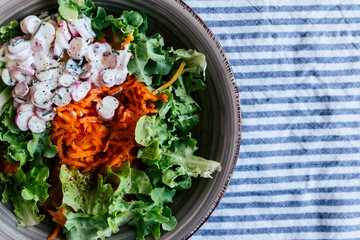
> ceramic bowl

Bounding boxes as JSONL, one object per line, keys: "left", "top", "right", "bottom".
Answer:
{"left": 0, "top": 0, "right": 241, "bottom": 239}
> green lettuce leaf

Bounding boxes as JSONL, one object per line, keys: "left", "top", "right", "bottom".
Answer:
{"left": 128, "top": 34, "right": 172, "bottom": 85}
{"left": 60, "top": 165, "right": 114, "bottom": 215}
{"left": 0, "top": 162, "right": 50, "bottom": 227}
{"left": 64, "top": 212, "right": 112, "bottom": 240}
{"left": 61, "top": 162, "right": 176, "bottom": 240}
{"left": 0, "top": 20, "right": 21, "bottom": 45}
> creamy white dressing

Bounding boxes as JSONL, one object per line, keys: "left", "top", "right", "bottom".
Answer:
{"left": 1, "top": 12, "right": 133, "bottom": 133}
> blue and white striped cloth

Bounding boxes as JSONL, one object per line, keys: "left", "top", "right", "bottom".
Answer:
{"left": 184, "top": 0, "right": 360, "bottom": 239}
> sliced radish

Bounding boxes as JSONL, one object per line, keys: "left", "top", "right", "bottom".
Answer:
{"left": 67, "top": 21, "right": 79, "bottom": 37}
{"left": 36, "top": 65, "right": 60, "bottom": 82}
{"left": 101, "top": 69, "right": 118, "bottom": 88}
{"left": 59, "top": 74, "right": 77, "bottom": 87}
{"left": 14, "top": 82, "right": 29, "bottom": 97}
{"left": 5, "top": 60, "right": 17, "bottom": 70}
{"left": 67, "top": 37, "right": 88, "bottom": 60}
{"left": 96, "top": 102, "right": 115, "bottom": 120}
{"left": 1, "top": 68, "right": 15, "bottom": 86}
{"left": 20, "top": 15, "right": 41, "bottom": 35}
{"left": 33, "top": 22, "right": 55, "bottom": 45}
{"left": 55, "top": 25, "right": 70, "bottom": 48}
{"left": 118, "top": 50, "right": 132, "bottom": 70}
{"left": 31, "top": 87, "right": 54, "bottom": 108}
{"left": 11, "top": 71, "right": 26, "bottom": 83}
{"left": 32, "top": 52, "right": 50, "bottom": 71}
{"left": 36, "top": 106, "right": 57, "bottom": 121}
{"left": 16, "top": 65, "right": 35, "bottom": 76}
{"left": 15, "top": 111, "right": 34, "bottom": 131}
{"left": 116, "top": 69, "right": 128, "bottom": 85}
{"left": 17, "top": 103, "right": 35, "bottom": 113}
{"left": 8, "top": 38, "right": 30, "bottom": 54}
{"left": 60, "top": 20, "right": 71, "bottom": 41}
{"left": 96, "top": 96, "right": 119, "bottom": 120}
{"left": 85, "top": 42, "right": 107, "bottom": 64}
{"left": 72, "top": 17, "right": 95, "bottom": 40}
{"left": 54, "top": 87, "right": 72, "bottom": 106}
{"left": 102, "top": 96, "right": 119, "bottom": 109}
{"left": 103, "top": 53, "right": 119, "bottom": 69}
{"left": 28, "top": 115, "right": 46, "bottom": 133}
{"left": 13, "top": 101, "right": 20, "bottom": 110}
{"left": 73, "top": 81, "right": 91, "bottom": 101}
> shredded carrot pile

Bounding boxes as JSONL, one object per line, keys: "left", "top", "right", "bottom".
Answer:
{"left": 50, "top": 75, "right": 167, "bottom": 173}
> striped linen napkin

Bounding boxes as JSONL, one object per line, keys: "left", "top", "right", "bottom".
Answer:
{"left": 184, "top": 0, "right": 360, "bottom": 239}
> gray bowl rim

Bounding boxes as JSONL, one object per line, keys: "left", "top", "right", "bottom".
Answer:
{"left": 174, "top": 0, "right": 242, "bottom": 239}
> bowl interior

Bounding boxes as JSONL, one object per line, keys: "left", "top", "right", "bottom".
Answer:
{"left": 0, "top": 0, "right": 241, "bottom": 239}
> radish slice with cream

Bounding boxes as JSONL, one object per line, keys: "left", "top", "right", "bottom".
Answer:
{"left": 36, "top": 107, "right": 57, "bottom": 121}
{"left": 20, "top": 15, "right": 41, "bottom": 34}
{"left": 1, "top": 68, "right": 15, "bottom": 86}
{"left": 14, "top": 82, "right": 29, "bottom": 97}
{"left": 28, "top": 115, "right": 47, "bottom": 133}
{"left": 53, "top": 87, "right": 72, "bottom": 106}
{"left": 15, "top": 111, "right": 34, "bottom": 131}
{"left": 96, "top": 96, "right": 119, "bottom": 120}
{"left": 67, "top": 37, "right": 88, "bottom": 60}
{"left": 17, "top": 103, "right": 35, "bottom": 113}
{"left": 33, "top": 22, "right": 56, "bottom": 45}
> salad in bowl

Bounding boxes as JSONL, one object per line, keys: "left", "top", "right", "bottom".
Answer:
{"left": 0, "top": 0, "right": 221, "bottom": 239}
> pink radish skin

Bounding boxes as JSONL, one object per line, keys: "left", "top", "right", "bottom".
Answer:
{"left": 68, "top": 22, "right": 79, "bottom": 37}
{"left": 15, "top": 111, "right": 34, "bottom": 131}
{"left": 60, "top": 21, "right": 71, "bottom": 41}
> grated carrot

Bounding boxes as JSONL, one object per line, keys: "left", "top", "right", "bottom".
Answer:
{"left": 121, "top": 31, "right": 134, "bottom": 50}
{"left": 51, "top": 75, "right": 164, "bottom": 173}
{"left": 48, "top": 224, "right": 60, "bottom": 240}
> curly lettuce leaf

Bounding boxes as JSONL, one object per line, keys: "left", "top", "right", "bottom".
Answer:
{"left": 128, "top": 34, "right": 172, "bottom": 85}
{"left": 0, "top": 162, "right": 50, "bottom": 227}
{"left": 27, "top": 126, "right": 58, "bottom": 158}
{"left": 64, "top": 212, "right": 112, "bottom": 240}
{"left": 107, "top": 161, "right": 153, "bottom": 197}
{"left": 60, "top": 162, "right": 176, "bottom": 240}
{"left": 60, "top": 165, "right": 114, "bottom": 215}
{"left": 58, "top": 0, "right": 85, "bottom": 20}
{"left": 106, "top": 10, "right": 148, "bottom": 36}
{"left": 135, "top": 116, "right": 221, "bottom": 188}
{"left": 108, "top": 199, "right": 176, "bottom": 240}
{"left": 0, "top": 20, "right": 21, "bottom": 45}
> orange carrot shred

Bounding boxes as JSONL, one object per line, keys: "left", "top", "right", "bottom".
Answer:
{"left": 48, "top": 224, "right": 60, "bottom": 240}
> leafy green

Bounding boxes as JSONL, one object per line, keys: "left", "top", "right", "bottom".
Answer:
{"left": 0, "top": 20, "right": 21, "bottom": 45}
{"left": 0, "top": 161, "right": 50, "bottom": 227}
{"left": 135, "top": 116, "right": 221, "bottom": 189}
{"left": 150, "top": 187, "right": 176, "bottom": 204}
{"left": 106, "top": 10, "right": 148, "bottom": 36}
{"left": 60, "top": 163, "right": 177, "bottom": 240}
{"left": 64, "top": 212, "right": 112, "bottom": 240}
{"left": 57, "top": 0, "right": 85, "bottom": 20}
{"left": 60, "top": 165, "right": 114, "bottom": 215}
{"left": 128, "top": 34, "right": 172, "bottom": 85}
{"left": 27, "top": 126, "right": 58, "bottom": 158}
